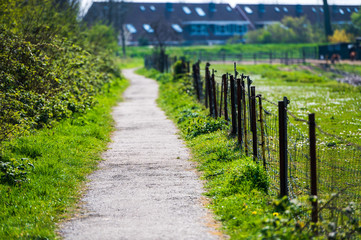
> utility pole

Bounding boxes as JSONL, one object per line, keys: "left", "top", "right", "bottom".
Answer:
{"left": 323, "top": 0, "right": 333, "bottom": 41}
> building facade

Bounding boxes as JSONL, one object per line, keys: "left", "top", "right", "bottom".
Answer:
{"left": 83, "top": 1, "right": 359, "bottom": 46}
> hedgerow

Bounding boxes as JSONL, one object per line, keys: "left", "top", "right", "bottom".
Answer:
{"left": 0, "top": 1, "right": 119, "bottom": 145}
{"left": 0, "top": 0, "right": 121, "bottom": 184}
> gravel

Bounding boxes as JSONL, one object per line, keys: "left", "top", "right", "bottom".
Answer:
{"left": 60, "top": 69, "right": 220, "bottom": 240}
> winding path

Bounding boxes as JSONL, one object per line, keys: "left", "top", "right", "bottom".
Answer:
{"left": 60, "top": 69, "right": 220, "bottom": 240}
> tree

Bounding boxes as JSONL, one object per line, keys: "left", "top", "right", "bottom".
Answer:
{"left": 328, "top": 29, "right": 353, "bottom": 43}
{"left": 117, "top": 1, "right": 129, "bottom": 57}
{"left": 148, "top": 20, "right": 181, "bottom": 72}
{"left": 351, "top": 7, "right": 361, "bottom": 35}
{"left": 323, "top": 0, "right": 333, "bottom": 40}
{"left": 245, "top": 16, "right": 320, "bottom": 44}
{"left": 282, "top": 16, "right": 315, "bottom": 43}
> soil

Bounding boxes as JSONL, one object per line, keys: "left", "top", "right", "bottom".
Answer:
{"left": 59, "top": 69, "right": 222, "bottom": 240}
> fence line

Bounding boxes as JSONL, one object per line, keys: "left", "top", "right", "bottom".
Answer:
{"left": 184, "top": 47, "right": 318, "bottom": 65}
{"left": 187, "top": 59, "right": 360, "bottom": 224}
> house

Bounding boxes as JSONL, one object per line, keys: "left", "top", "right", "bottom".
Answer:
{"left": 83, "top": 2, "right": 359, "bottom": 46}
{"left": 83, "top": 2, "right": 248, "bottom": 46}
{"left": 235, "top": 4, "right": 358, "bottom": 30}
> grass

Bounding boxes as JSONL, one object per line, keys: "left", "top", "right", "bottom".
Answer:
{"left": 136, "top": 67, "right": 273, "bottom": 239}
{"left": 137, "top": 61, "right": 361, "bottom": 239}
{"left": 207, "top": 62, "right": 361, "bottom": 143}
{"left": 0, "top": 74, "right": 129, "bottom": 238}
{"left": 125, "top": 43, "right": 318, "bottom": 58}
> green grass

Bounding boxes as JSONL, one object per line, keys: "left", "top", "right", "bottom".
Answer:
{"left": 115, "top": 57, "right": 143, "bottom": 69}
{"left": 207, "top": 62, "right": 361, "bottom": 144}
{"left": 125, "top": 43, "right": 317, "bottom": 58}
{"left": 0, "top": 75, "right": 129, "bottom": 239}
{"left": 137, "top": 62, "right": 361, "bottom": 239}
{"left": 136, "top": 67, "right": 273, "bottom": 239}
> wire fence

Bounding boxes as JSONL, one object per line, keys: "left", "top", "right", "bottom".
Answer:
{"left": 185, "top": 59, "right": 361, "bottom": 224}
{"left": 184, "top": 46, "right": 318, "bottom": 65}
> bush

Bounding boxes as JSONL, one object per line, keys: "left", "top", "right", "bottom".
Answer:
{"left": 0, "top": 1, "right": 120, "bottom": 145}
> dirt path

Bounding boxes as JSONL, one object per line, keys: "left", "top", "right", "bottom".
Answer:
{"left": 60, "top": 69, "right": 220, "bottom": 240}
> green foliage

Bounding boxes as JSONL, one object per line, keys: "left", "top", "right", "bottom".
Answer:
{"left": 184, "top": 116, "right": 227, "bottom": 139}
{"left": 0, "top": 157, "right": 34, "bottom": 185}
{"left": 0, "top": 76, "right": 128, "bottom": 239}
{"left": 173, "top": 60, "right": 187, "bottom": 80}
{"left": 0, "top": 0, "right": 120, "bottom": 145}
{"left": 83, "top": 23, "right": 119, "bottom": 54}
{"left": 245, "top": 16, "right": 323, "bottom": 44}
{"left": 351, "top": 7, "right": 361, "bottom": 35}
{"left": 258, "top": 196, "right": 361, "bottom": 239}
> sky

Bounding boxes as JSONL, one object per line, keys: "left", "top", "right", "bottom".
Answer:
{"left": 79, "top": 0, "right": 360, "bottom": 14}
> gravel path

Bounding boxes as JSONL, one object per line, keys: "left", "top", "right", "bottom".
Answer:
{"left": 60, "top": 69, "right": 220, "bottom": 240}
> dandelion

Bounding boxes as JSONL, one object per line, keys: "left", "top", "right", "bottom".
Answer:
{"left": 273, "top": 212, "right": 279, "bottom": 217}
{"left": 252, "top": 211, "right": 257, "bottom": 215}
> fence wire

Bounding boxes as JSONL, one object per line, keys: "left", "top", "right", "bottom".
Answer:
{"left": 189, "top": 60, "right": 361, "bottom": 222}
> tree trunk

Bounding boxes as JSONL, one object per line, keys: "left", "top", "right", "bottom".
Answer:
{"left": 323, "top": 0, "right": 333, "bottom": 41}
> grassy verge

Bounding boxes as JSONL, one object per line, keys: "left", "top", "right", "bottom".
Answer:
{"left": 0, "top": 75, "right": 129, "bottom": 239}
{"left": 136, "top": 68, "right": 272, "bottom": 239}
{"left": 137, "top": 65, "right": 361, "bottom": 239}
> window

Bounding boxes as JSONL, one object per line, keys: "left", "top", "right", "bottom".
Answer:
{"left": 182, "top": 6, "right": 191, "bottom": 14}
{"left": 172, "top": 24, "right": 183, "bottom": 33}
{"left": 355, "top": 8, "right": 359, "bottom": 12}
{"left": 195, "top": 7, "right": 206, "bottom": 16}
{"left": 283, "top": 7, "right": 288, "bottom": 12}
{"left": 320, "top": 7, "right": 324, "bottom": 12}
{"left": 226, "top": 6, "right": 232, "bottom": 12}
{"left": 244, "top": 6, "right": 253, "bottom": 14}
{"left": 347, "top": 8, "right": 351, "bottom": 13}
{"left": 339, "top": 8, "right": 344, "bottom": 14}
{"left": 190, "top": 24, "right": 208, "bottom": 35}
{"left": 150, "top": 5, "right": 156, "bottom": 11}
{"left": 213, "top": 24, "right": 246, "bottom": 36}
{"left": 140, "top": 5, "right": 145, "bottom": 11}
{"left": 312, "top": 7, "right": 317, "bottom": 13}
{"left": 274, "top": 7, "right": 280, "bottom": 12}
{"left": 236, "top": 25, "right": 247, "bottom": 34}
{"left": 143, "top": 24, "right": 154, "bottom": 33}
{"left": 126, "top": 24, "right": 137, "bottom": 34}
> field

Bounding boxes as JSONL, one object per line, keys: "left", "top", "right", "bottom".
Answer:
{"left": 125, "top": 43, "right": 318, "bottom": 58}
{"left": 202, "top": 61, "right": 361, "bottom": 212}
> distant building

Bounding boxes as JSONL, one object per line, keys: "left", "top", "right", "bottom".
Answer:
{"left": 83, "top": 2, "right": 248, "bottom": 46}
{"left": 83, "top": 2, "right": 359, "bottom": 46}
{"left": 235, "top": 4, "right": 358, "bottom": 30}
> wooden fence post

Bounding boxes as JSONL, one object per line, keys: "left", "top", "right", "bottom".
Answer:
{"left": 230, "top": 75, "right": 237, "bottom": 135}
{"left": 212, "top": 70, "right": 218, "bottom": 118}
{"left": 251, "top": 86, "right": 258, "bottom": 161}
{"left": 258, "top": 95, "right": 267, "bottom": 168}
{"left": 237, "top": 76, "right": 243, "bottom": 145}
{"left": 219, "top": 81, "right": 223, "bottom": 118}
{"left": 242, "top": 79, "right": 248, "bottom": 155}
{"left": 309, "top": 113, "right": 318, "bottom": 224}
{"left": 205, "top": 63, "right": 210, "bottom": 108}
{"left": 247, "top": 76, "right": 253, "bottom": 131}
{"left": 279, "top": 97, "right": 290, "bottom": 197}
{"left": 222, "top": 74, "right": 228, "bottom": 122}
